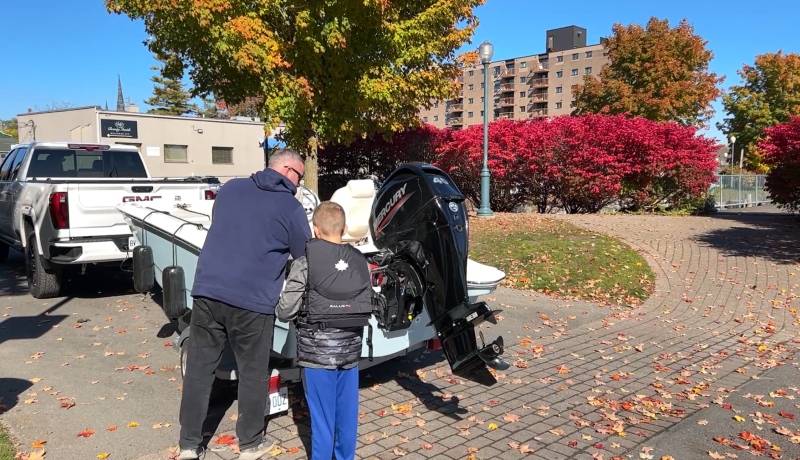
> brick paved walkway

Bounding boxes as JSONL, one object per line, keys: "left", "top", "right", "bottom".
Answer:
{"left": 155, "top": 207, "right": 800, "bottom": 460}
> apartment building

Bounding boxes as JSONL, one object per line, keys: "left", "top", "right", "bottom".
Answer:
{"left": 418, "top": 26, "right": 609, "bottom": 129}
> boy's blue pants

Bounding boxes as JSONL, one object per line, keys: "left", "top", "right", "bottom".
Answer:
{"left": 303, "top": 366, "right": 359, "bottom": 460}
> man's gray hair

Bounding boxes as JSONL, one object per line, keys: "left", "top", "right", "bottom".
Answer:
{"left": 268, "top": 148, "right": 303, "bottom": 168}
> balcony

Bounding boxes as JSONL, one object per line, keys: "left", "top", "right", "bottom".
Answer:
{"left": 455, "top": 75, "right": 464, "bottom": 83}
{"left": 496, "top": 112, "right": 515, "bottom": 120}
{"left": 497, "top": 97, "right": 515, "bottom": 107}
{"left": 447, "top": 103, "right": 464, "bottom": 112}
{"left": 447, "top": 117, "right": 464, "bottom": 126}
{"left": 528, "top": 78, "right": 549, "bottom": 87}
{"left": 498, "top": 67, "right": 516, "bottom": 78}
{"left": 528, "top": 61, "right": 549, "bottom": 73}
{"left": 528, "top": 109, "right": 548, "bottom": 118}
{"left": 527, "top": 93, "right": 548, "bottom": 102}
{"left": 498, "top": 82, "right": 515, "bottom": 91}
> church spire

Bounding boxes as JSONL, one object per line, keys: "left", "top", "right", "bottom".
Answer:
{"left": 116, "top": 75, "right": 125, "bottom": 112}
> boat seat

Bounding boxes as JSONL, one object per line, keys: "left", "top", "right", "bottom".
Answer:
{"left": 330, "top": 179, "right": 376, "bottom": 241}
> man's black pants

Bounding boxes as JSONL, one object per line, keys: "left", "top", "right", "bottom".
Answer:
{"left": 179, "top": 297, "right": 275, "bottom": 450}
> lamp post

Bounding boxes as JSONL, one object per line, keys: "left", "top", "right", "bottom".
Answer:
{"left": 477, "top": 40, "right": 494, "bottom": 217}
{"left": 728, "top": 135, "right": 736, "bottom": 171}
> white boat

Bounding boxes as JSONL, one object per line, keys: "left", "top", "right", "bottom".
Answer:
{"left": 116, "top": 163, "right": 508, "bottom": 414}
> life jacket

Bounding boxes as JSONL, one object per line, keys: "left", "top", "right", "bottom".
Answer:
{"left": 298, "top": 238, "right": 376, "bottom": 360}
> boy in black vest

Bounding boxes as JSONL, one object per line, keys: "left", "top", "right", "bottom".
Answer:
{"left": 277, "top": 201, "right": 373, "bottom": 460}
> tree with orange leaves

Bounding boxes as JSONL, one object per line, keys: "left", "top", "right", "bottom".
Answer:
{"left": 106, "top": 0, "right": 484, "bottom": 191}
{"left": 573, "top": 17, "right": 723, "bottom": 129}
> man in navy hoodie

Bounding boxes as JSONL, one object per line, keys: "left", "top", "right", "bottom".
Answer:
{"left": 177, "top": 149, "right": 311, "bottom": 460}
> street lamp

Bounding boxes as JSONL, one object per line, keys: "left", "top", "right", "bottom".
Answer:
{"left": 728, "top": 135, "right": 736, "bottom": 171}
{"left": 477, "top": 40, "right": 494, "bottom": 217}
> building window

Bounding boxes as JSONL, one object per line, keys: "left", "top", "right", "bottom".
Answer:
{"left": 556, "top": 102, "right": 562, "bottom": 109}
{"left": 468, "top": 97, "right": 474, "bottom": 104}
{"left": 571, "top": 69, "right": 578, "bottom": 76}
{"left": 556, "top": 70, "right": 563, "bottom": 78}
{"left": 468, "top": 70, "right": 474, "bottom": 77}
{"left": 585, "top": 51, "right": 593, "bottom": 58}
{"left": 493, "top": 66, "right": 500, "bottom": 75}
{"left": 480, "top": 68, "right": 485, "bottom": 75}
{"left": 556, "top": 86, "right": 563, "bottom": 94}
{"left": 520, "top": 76, "right": 527, "bottom": 83}
{"left": 572, "top": 53, "right": 579, "bottom": 60}
{"left": 480, "top": 96, "right": 485, "bottom": 103}
{"left": 548, "top": 36, "right": 554, "bottom": 50}
{"left": 468, "top": 111, "right": 474, "bottom": 118}
{"left": 164, "top": 144, "right": 188, "bottom": 163}
{"left": 520, "top": 91, "right": 526, "bottom": 98}
{"left": 423, "top": 116, "right": 428, "bottom": 122}
{"left": 520, "top": 61, "right": 527, "bottom": 68}
{"left": 585, "top": 67, "right": 592, "bottom": 74}
{"left": 519, "top": 106, "right": 525, "bottom": 113}
{"left": 433, "top": 102, "right": 439, "bottom": 108}
{"left": 212, "top": 146, "right": 233, "bottom": 165}
{"left": 480, "top": 82, "right": 485, "bottom": 89}
{"left": 480, "top": 110, "right": 484, "bottom": 117}
{"left": 433, "top": 115, "right": 438, "bottom": 121}
{"left": 468, "top": 84, "right": 474, "bottom": 90}
{"left": 557, "top": 55, "right": 564, "bottom": 63}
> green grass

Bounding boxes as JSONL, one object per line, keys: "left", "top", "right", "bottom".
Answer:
{"left": 469, "top": 214, "right": 654, "bottom": 305}
{"left": 0, "top": 424, "right": 16, "bottom": 460}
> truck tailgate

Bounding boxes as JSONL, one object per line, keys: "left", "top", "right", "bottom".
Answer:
{"left": 68, "top": 182, "right": 208, "bottom": 238}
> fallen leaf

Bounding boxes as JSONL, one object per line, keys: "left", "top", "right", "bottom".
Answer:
{"left": 31, "top": 439, "right": 46, "bottom": 448}
{"left": 107, "top": 426, "right": 117, "bottom": 431}
{"left": 487, "top": 423, "right": 498, "bottom": 430}
{"left": 77, "top": 429, "right": 95, "bottom": 438}
{"left": 60, "top": 401, "right": 76, "bottom": 409}
{"left": 503, "top": 413, "right": 520, "bottom": 423}
{"left": 97, "top": 454, "right": 110, "bottom": 459}
{"left": 28, "top": 450, "right": 45, "bottom": 460}
{"left": 127, "top": 422, "right": 139, "bottom": 428}
{"left": 214, "top": 434, "right": 237, "bottom": 446}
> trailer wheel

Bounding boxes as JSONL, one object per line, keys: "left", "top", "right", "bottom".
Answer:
{"left": 26, "top": 232, "right": 62, "bottom": 299}
{"left": 180, "top": 337, "right": 189, "bottom": 381}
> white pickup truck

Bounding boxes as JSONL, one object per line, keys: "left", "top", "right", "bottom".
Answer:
{"left": 0, "top": 141, "right": 217, "bottom": 298}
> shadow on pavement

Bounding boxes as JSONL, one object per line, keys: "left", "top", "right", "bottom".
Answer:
{"left": 0, "top": 377, "right": 34, "bottom": 415}
{"left": 0, "top": 297, "right": 71, "bottom": 345}
{"left": 693, "top": 206, "right": 800, "bottom": 265}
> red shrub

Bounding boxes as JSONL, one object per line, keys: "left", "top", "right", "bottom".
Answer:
{"left": 759, "top": 116, "right": 800, "bottom": 213}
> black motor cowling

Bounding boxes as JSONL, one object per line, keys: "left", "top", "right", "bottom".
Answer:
{"left": 369, "top": 163, "right": 508, "bottom": 386}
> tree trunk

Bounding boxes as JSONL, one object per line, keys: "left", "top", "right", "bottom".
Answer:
{"left": 304, "top": 136, "right": 319, "bottom": 194}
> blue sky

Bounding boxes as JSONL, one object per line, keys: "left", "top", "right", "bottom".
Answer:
{"left": 1, "top": 0, "right": 798, "bottom": 142}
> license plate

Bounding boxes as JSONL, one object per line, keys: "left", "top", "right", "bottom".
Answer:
{"left": 127, "top": 236, "right": 138, "bottom": 250}
{"left": 267, "top": 386, "right": 289, "bottom": 415}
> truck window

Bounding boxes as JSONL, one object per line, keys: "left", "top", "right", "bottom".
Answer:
{"left": 9, "top": 147, "right": 28, "bottom": 180}
{"left": 27, "top": 148, "right": 148, "bottom": 179}
{"left": 0, "top": 149, "right": 19, "bottom": 180}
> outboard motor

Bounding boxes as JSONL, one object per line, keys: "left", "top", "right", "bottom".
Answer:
{"left": 369, "top": 163, "right": 509, "bottom": 386}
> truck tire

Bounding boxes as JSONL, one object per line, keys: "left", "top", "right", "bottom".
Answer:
{"left": 0, "top": 242, "right": 8, "bottom": 263}
{"left": 26, "top": 233, "right": 63, "bottom": 299}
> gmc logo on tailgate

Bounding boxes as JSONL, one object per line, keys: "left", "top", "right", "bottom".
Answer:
{"left": 122, "top": 196, "right": 162, "bottom": 202}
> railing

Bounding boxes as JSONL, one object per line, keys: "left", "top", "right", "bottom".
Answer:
{"left": 447, "top": 117, "right": 464, "bottom": 126}
{"left": 447, "top": 103, "right": 464, "bottom": 112}
{"left": 711, "top": 174, "right": 772, "bottom": 208}
{"left": 528, "top": 78, "right": 549, "bottom": 87}
{"left": 497, "top": 97, "right": 515, "bottom": 106}
{"left": 496, "top": 112, "right": 514, "bottom": 120}
{"left": 527, "top": 62, "right": 549, "bottom": 74}
{"left": 498, "top": 68, "right": 516, "bottom": 77}
{"left": 528, "top": 93, "right": 548, "bottom": 102}
{"left": 498, "top": 83, "right": 515, "bottom": 91}
{"left": 528, "top": 109, "right": 548, "bottom": 117}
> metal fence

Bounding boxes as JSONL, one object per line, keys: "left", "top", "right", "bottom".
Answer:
{"left": 711, "top": 174, "right": 771, "bottom": 209}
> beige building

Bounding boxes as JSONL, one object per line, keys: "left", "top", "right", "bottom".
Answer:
{"left": 418, "top": 26, "right": 609, "bottom": 129}
{"left": 16, "top": 106, "right": 277, "bottom": 180}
